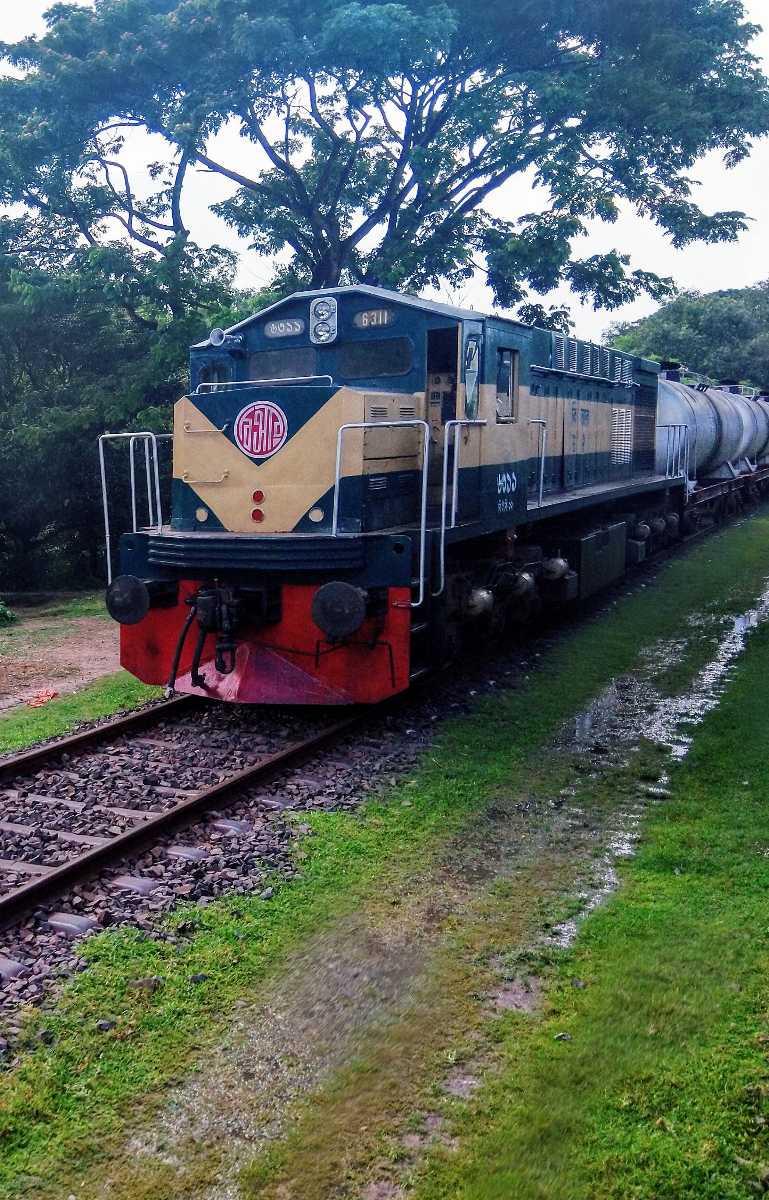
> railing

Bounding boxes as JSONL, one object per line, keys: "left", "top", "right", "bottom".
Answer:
{"left": 432, "top": 419, "right": 486, "bottom": 597}
{"left": 332, "top": 420, "right": 430, "bottom": 609}
{"left": 98, "top": 432, "right": 171, "bottom": 585}
{"left": 657, "top": 423, "right": 689, "bottom": 481}
{"left": 195, "top": 375, "right": 334, "bottom": 393}
{"left": 528, "top": 419, "right": 548, "bottom": 507}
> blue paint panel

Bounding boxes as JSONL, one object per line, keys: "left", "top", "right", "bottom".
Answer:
{"left": 171, "top": 478, "right": 226, "bottom": 531}
{"left": 189, "top": 383, "right": 338, "bottom": 461}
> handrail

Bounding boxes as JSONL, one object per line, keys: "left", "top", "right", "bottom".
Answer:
{"left": 433, "top": 419, "right": 486, "bottom": 597}
{"left": 99, "top": 432, "right": 171, "bottom": 585}
{"left": 183, "top": 421, "right": 230, "bottom": 435}
{"left": 195, "top": 375, "right": 334, "bottom": 392}
{"left": 182, "top": 470, "right": 230, "bottom": 485}
{"left": 528, "top": 419, "right": 548, "bottom": 507}
{"left": 657, "top": 423, "right": 689, "bottom": 481}
{"left": 332, "top": 419, "right": 430, "bottom": 610}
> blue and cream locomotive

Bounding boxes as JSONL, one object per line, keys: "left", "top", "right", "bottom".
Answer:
{"left": 102, "top": 285, "right": 769, "bottom": 704}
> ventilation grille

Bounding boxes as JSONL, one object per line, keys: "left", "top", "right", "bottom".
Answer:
{"left": 550, "top": 333, "right": 634, "bottom": 384}
{"left": 368, "top": 405, "right": 389, "bottom": 420}
{"left": 633, "top": 401, "right": 657, "bottom": 471}
{"left": 610, "top": 407, "right": 634, "bottom": 465}
{"left": 399, "top": 405, "right": 416, "bottom": 419}
{"left": 368, "top": 476, "right": 388, "bottom": 491}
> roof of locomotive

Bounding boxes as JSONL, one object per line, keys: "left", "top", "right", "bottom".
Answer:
{"left": 192, "top": 284, "right": 508, "bottom": 349}
{"left": 191, "top": 283, "right": 660, "bottom": 376}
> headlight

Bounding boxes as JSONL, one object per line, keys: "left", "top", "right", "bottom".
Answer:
{"left": 310, "top": 296, "right": 338, "bottom": 344}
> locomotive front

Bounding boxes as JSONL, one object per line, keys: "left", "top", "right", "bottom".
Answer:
{"left": 106, "top": 288, "right": 441, "bottom": 704}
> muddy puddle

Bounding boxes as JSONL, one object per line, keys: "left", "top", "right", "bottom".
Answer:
{"left": 113, "top": 581, "right": 769, "bottom": 1200}
{"left": 549, "top": 581, "right": 769, "bottom": 948}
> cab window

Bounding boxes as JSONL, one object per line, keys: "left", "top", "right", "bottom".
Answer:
{"left": 339, "top": 336, "right": 413, "bottom": 379}
{"left": 199, "top": 360, "right": 232, "bottom": 386}
{"left": 496, "top": 349, "right": 519, "bottom": 421}
{"left": 248, "top": 347, "right": 317, "bottom": 380}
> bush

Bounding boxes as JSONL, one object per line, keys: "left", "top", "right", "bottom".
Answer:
{"left": 0, "top": 598, "right": 17, "bottom": 625}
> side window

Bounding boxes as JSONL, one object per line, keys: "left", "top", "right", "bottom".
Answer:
{"left": 464, "top": 335, "right": 481, "bottom": 419}
{"left": 199, "top": 360, "right": 232, "bottom": 386}
{"left": 496, "top": 349, "right": 519, "bottom": 420}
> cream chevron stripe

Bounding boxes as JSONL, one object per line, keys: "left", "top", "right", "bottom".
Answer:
{"left": 172, "top": 388, "right": 364, "bottom": 533}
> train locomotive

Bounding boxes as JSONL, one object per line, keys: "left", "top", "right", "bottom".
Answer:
{"left": 101, "top": 284, "right": 769, "bottom": 705}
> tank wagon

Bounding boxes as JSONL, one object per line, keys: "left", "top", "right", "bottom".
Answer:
{"left": 101, "top": 285, "right": 769, "bottom": 705}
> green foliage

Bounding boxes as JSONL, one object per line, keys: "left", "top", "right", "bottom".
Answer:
{"left": 608, "top": 283, "right": 769, "bottom": 389}
{"left": 0, "top": 598, "right": 16, "bottom": 625}
{"left": 0, "top": 247, "right": 260, "bottom": 587}
{"left": 0, "top": 670, "right": 161, "bottom": 752}
{"left": 0, "top": 0, "right": 766, "bottom": 319}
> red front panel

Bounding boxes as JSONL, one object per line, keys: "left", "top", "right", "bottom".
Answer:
{"left": 120, "top": 581, "right": 412, "bottom": 705}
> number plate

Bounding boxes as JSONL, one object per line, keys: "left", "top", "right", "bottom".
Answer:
{"left": 353, "top": 308, "right": 395, "bottom": 329}
{"left": 264, "top": 318, "right": 305, "bottom": 338}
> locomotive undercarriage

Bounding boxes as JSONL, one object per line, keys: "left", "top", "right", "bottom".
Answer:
{"left": 426, "top": 469, "right": 769, "bottom": 668}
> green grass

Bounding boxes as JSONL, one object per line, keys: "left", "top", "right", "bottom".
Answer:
{"left": 0, "top": 671, "right": 162, "bottom": 754}
{"left": 2, "top": 514, "right": 769, "bottom": 1197}
{"left": 0, "top": 592, "right": 109, "bottom": 657}
{"left": 29, "top": 593, "right": 107, "bottom": 620}
{"left": 411, "top": 614, "right": 769, "bottom": 1198}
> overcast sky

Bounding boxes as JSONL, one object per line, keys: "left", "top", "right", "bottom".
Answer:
{"left": 1, "top": 1, "right": 767, "bottom": 340}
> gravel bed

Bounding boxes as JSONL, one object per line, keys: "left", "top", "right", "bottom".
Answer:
{"left": 0, "top": 830, "right": 71, "bottom": 868}
{"left": 0, "top": 649, "right": 515, "bottom": 1032}
{"left": 0, "top": 803, "right": 135, "bottom": 838}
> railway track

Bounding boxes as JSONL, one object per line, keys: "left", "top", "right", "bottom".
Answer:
{"left": 0, "top": 697, "right": 362, "bottom": 943}
{"left": 0, "top": 506, "right": 756, "bottom": 979}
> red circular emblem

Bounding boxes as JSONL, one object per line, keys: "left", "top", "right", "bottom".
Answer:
{"left": 233, "top": 401, "right": 288, "bottom": 459}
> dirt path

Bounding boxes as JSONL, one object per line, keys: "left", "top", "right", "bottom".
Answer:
{"left": 0, "top": 601, "right": 118, "bottom": 710}
{"left": 91, "top": 580, "right": 769, "bottom": 1200}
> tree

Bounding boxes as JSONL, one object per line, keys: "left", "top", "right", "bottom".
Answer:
{"left": 0, "top": 0, "right": 767, "bottom": 321}
{"left": 608, "top": 284, "right": 769, "bottom": 391}
{"left": 0, "top": 252, "right": 257, "bottom": 588}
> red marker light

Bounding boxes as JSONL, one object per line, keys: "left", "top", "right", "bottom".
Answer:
{"left": 252, "top": 489, "right": 264, "bottom": 503}
{"left": 251, "top": 508, "right": 265, "bottom": 522}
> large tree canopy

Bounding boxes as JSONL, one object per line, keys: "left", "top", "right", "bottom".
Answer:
{"left": 609, "top": 283, "right": 769, "bottom": 390}
{"left": 0, "top": 0, "right": 767, "bottom": 320}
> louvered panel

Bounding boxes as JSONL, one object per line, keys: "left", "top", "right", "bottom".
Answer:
{"left": 633, "top": 396, "right": 657, "bottom": 471}
{"left": 610, "top": 406, "right": 634, "bottom": 465}
{"left": 552, "top": 333, "right": 566, "bottom": 370}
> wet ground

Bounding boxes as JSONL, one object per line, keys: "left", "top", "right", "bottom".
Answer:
{"left": 100, "top": 575, "right": 769, "bottom": 1200}
{"left": 0, "top": 599, "right": 118, "bottom": 711}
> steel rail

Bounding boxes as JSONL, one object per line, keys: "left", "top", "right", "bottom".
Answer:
{"left": 0, "top": 695, "right": 197, "bottom": 784}
{"left": 0, "top": 712, "right": 363, "bottom": 931}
